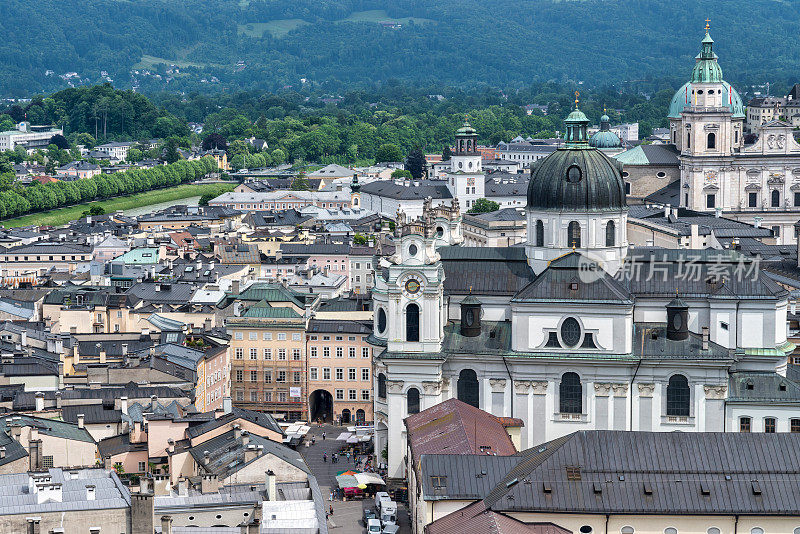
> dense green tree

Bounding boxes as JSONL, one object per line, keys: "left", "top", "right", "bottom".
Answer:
{"left": 391, "top": 169, "right": 412, "bottom": 179}
{"left": 375, "top": 143, "right": 403, "bottom": 163}
{"left": 441, "top": 145, "right": 452, "bottom": 161}
{"left": 467, "top": 198, "right": 500, "bottom": 214}
{"left": 405, "top": 148, "right": 426, "bottom": 180}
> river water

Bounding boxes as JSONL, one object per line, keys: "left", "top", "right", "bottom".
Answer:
{"left": 122, "top": 196, "right": 201, "bottom": 217}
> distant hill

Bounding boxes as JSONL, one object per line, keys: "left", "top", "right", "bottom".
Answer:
{"left": 2, "top": 0, "right": 798, "bottom": 96}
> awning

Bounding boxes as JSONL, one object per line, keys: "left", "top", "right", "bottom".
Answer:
{"left": 335, "top": 474, "right": 358, "bottom": 488}
{"left": 354, "top": 472, "right": 385, "bottom": 486}
{"left": 346, "top": 435, "right": 359, "bottom": 444}
{"left": 336, "top": 432, "right": 352, "bottom": 441}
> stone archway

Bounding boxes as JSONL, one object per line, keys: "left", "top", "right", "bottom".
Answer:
{"left": 341, "top": 409, "right": 352, "bottom": 424}
{"left": 309, "top": 389, "right": 333, "bottom": 423}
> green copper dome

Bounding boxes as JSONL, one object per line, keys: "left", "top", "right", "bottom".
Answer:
{"left": 600, "top": 113, "right": 610, "bottom": 123}
{"left": 668, "top": 30, "right": 745, "bottom": 119}
{"left": 590, "top": 112, "right": 621, "bottom": 148}
{"left": 668, "top": 81, "right": 745, "bottom": 119}
{"left": 456, "top": 120, "right": 477, "bottom": 136}
{"left": 563, "top": 107, "right": 590, "bottom": 147}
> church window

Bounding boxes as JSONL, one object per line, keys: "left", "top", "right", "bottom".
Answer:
{"left": 408, "top": 244, "right": 418, "bottom": 257}
{"left": 605, "top": 221, "right": 615, "bottom": 247}
{"left": 687, "top": 133, "right": 691, "bottom": 148}
{"left": 749, "top": 192, "right": 758, "bottom": 207}
{"left": 560, "top": 317, "right": 581, "bottom": 347}
{"left": 457, "top": 369, "right": 479, "bottom": 408}
{"left": 468, "top": 161, "right": 473, "bottom": 169}
{"left": 657, "top": 171, "right": 666, "bottom": 178}
{"left": 706, "top": 194, "right": 715, "bottom": 209}
{"left": 567, "top": 221, "right": 581, "bottom": 248}
{"left": 735, "top": 130, "right": 739, "bottom": 144}
{"left": 581, "top": 333, "right": 598, "bottom": 349}
{"left": 707, "top": 132, "right": 716, "bottom": 149}
{"left": 458, "top": 162, "right": 463, "bottom": 169}
{"left": 378, "top": 373, "right": 386, "bottom": 398}
{"left": 559, "top": 372, "right": 582, "bottom": 414}
{"left": 764, "top": 417, "right": 776, "bottom": 433}
{"left": 566, "top": 165, "right": 582, "bottom": 183}
{"left": 771, "top": 189, "right": 780, "bottom": 207}
{"left": 791, "top": 419, "right": 800, "bottom": 433}
{"left": 794, "top": 192, "right": 800, "bottom": 206}
{"left": 625, "top": 182, "right": 631, "bottom": 195}
{"left": 407, "top": 387, "right": 420, "bottom": 415}
{"left": 666, "top": 374, "right": 690, "bottom": 417}
{"left": 405, "top": 303, "right": 420, "bottom": 342}
{"left": 535, "top": 220, "right": 544, "bottom": 247}
{"left": 545, "top": 332, "right": 560, "bottom": 347}
{"left": 739, "top": 416, "right": 751, "bottom": 432}
{"left": 772, "top": 225, "right": 781, "bottom": 237}
{"left": 672, "top": 130, "right": 676, "bottom": 143}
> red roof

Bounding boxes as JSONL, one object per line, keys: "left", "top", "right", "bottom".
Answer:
{"left": 32, "top": 175, "right": 59, "bottom": 184}
{"left": 427, "top": 501, "right": 571, "bottom": 534}
{"left": 405, "top": 398, "right": 519, "bottom": 460}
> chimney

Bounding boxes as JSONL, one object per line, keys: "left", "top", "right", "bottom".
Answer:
{"left": 167, "top": 439, "right": 175, "bottom": 454}
{"left": 265, "top": 470, "right": 276, "bottom": 501}
{"left": 204, "top": 318, "right": 212, "bottom": 331}
{"left": 160, "top": 516, "right": 173, "bottom": 534}
{"left": 664, "top": 204, "right": 671, "bottom": 218}
{"left": 20, "top": 330, "right": 27, "bottom": 347}
{"left": 232, "top": 280, "right": 240, "bottom": 294}
{"left": 241, "top": 430, "right": 249, "bottom": 447}
{"left": 153, "top": 475, "right": 170, "bottom": 496}
{"left": 121, "top": 344, "right": 128, "bottom": 357}
{"left": 120, "top": 396, "right": 128, "bottom": 415}
{"left": 26, "top": 518, "right": 40, "bottom": 534}
{"left": 203, "top": 450, "right": 210, "bottom": 465}
{"left": 714, "top": 207, "right": 722, "bottom": 218}
{"left": 150, "top": 394, "right": 158, "bottom": 407}
{"left": 201, "top": 474, "right": 219, "bottom": 494}
{"left": 177, "top": 479, "right": 188, "bottom": 497}
{"left": 77, "top": 414, "right": 85, "bottom": 429}
{"left": 248, "top": 520, "right": 260, "bottom": 534}
{"left": 85, "top": 485, "right": 96, "bottom": 501}
{"left": 233, "top": 424, "right": 241, "bottom": 440}
{"left": 754, "top": 216, "right": 762, "bottom": 228}
{"left": 223, "top": 396, "right": 233, "bottom": 414}
{"left": 702, "top": 326, "right": 710, "bottom": 351}
{"left": 55, "top": 391, "right": 62, "bottom": 409}
{"left": 244, "top": 444, "right": 258, "bottom": 463}
{"left": 0, "top": 447, "right": 5, "bottom": 459}
{"left": 34, "top": 392, "right": 44, "bottom": 412}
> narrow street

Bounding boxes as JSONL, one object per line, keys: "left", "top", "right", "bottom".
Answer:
{"left": 300, "top": 424, "right": 411, "bottom": 533}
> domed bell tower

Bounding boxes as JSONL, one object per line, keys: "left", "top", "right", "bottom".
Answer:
{"left": 460, "top": 294, "right": 482, "bottom": 337}
{"left": 447, "top": 118, "right": 484, "bottom": 212}
{"left": 666, "top": 294, "right": 689, "bottom": 341}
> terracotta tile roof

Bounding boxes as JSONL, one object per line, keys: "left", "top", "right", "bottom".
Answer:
{"left": 427, "top": 501, "right": 570, "bottom": 534}
{"left": 405, "top": 398, "right": 518, "bottom": 460}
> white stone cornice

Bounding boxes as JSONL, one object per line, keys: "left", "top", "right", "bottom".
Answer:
{"left": 704, "top": 384, "right": 727, "bottom": 400}
{"left": 489, "top": 378, "right": 506, "bottom": 393}
{"left": 386, "top": 380, "right": 404, "bottom": 394}
{"left": 612, "top": 383, "right": 629, "bottom": 397}
{"left": 637, "top": 383, "right": 655, "bottom": 398}
{"left": 594, "top": 383, "right": 612, "bottom": 397}
{"left": 531, "top": 381, "right": 548, "bottom": 395}
{"left": 422, "top": 380, "right": 442, "bottom": 395}
{"left": 514, "top": 380, "right": 531, "bottom": 394}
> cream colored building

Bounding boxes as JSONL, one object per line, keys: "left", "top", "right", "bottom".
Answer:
{"left": 462, "top": 207, "right": 527, "bottom": 247}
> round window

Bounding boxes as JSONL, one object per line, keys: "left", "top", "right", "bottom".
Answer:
{"left": 458, "top": 162, "right": 463, "bottom": 169}
{"left": 436, "top": 226, "right": 444, "bottom": 238}
{"left": 707, "top": 529, "right": 721, "bottom": 534}
{"left": 622, "top": 171, "right": 629, "bottom": 178}
{"left": 377, "top": 308, "right": 387, "bottom": 334}
{"left": 621, "top": 528, "right": 635, "bottom": 534}
{"left": 664, "top": 528, "right": 678, "bottom": 534}
{"left": 465, "top": 309, "right": 474, "bottom": 327}
{"left": 409, "top": 244, "right": 418, "bottom": 256}
{"left": 468, "top": 161, "right": 473, "bottom": 169}
{"left": 560, "top": 317, "right": 581, "bottom": 347}
{"left": 580, "top": 527, "right": 593, "bottom": 534}
{"left": 672, "top": 313, "right": 683, "bottom": 330}
{"left": 567, "top": 165, "right": 582, "bottom": 183}
{"left": 657, "top": 171, "right": 666, "bottom": 178}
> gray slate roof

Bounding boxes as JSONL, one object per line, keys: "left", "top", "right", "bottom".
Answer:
{"left": 439, "top": 246, "right": 535, "bottom": 296}
{"left": 483, "top": 431, "right": 800, "bottom": 515}
{"left": 360, "top": 180, "right": 452, "bottom": 200}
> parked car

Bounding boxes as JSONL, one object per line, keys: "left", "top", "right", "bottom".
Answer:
{"left": 364, "top": 508, "right": 377, "bottom": 523}
{"left": 367, "top": 518, "right": 382, "bottom": 533}
{"left": 382, "top": 524, "right": 400, "bottom": 534}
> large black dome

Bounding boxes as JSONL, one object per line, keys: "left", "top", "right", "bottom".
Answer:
{"left": 526, "top": 147, "right": 627, "bottom": 211}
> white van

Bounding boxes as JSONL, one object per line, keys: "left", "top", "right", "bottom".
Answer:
{"left": 380, "top": 500, "right": 397, "bottom": 526}
{"left": 374, "top": 491, "right": 390, "bottom": 509}
{"left": 367, "top": 518, "right": 382, "bottom": 533}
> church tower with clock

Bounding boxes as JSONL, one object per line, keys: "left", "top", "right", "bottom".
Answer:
{"left": 445, "top": 119, "right": 485, "bottom": 213}
{"left": 371, "top": 200, "right": 461, "bottom": 354}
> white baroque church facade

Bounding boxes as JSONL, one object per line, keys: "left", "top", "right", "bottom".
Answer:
{"left": 370, "top": 98, "right": 796, "bottom": 478}
{"left": 668, "top": 28, "right": 800, "bottom": 243}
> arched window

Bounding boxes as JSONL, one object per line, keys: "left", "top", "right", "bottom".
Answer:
{"left": 406, "top": 303, "right": 419, "bottom": 342}
{"left": 377, "top": 373, "right": 386, "bottom": 398}
{"left": 535, "top": 220, "right": 544, "bottom": 247}
{"left": 559, "top": 372, "right": 582, "bottom": 414}
{"left": 750, "top": 529, "right": 764, "bottom": 534}
{"left": 707, "top": 529, "right": 721, "bottom": 534}
{"left": 621, "top": 528, "right": 635, "bottom": 534}
{"left": 457, "top": 369, "right": 479, "bottom": 408}
{"left": 377, "top": 308, "right": 387, "bottom": 334}
{"left": 687, "top": 133, "right": 691, "bottom": 148}
{"left": 407, "top": 388, "right": 420, "bottom": 415}
{"left": 771, "top": 189, "right": 780, "bottom": 207}
{"left": 605, "top": 220, "right": 615, "bottom": 247}
{"left": 666, "top": 374, "right": 690, "bottom": 416}
{"left": 567, "top": 221, "right": 581, "bottom": 248}
{"left": 707, "top": 132, "right": 716, "bottom": 149}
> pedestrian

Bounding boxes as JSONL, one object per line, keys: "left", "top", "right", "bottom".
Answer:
{"left": 329, "top": 491, "right": 333, "bottom": 501}
{"left": 329, "top": 504, "right": 334, "bottom": 517}
{"left": 322, "top": 432, "right": 326, "bottom": 441}
{"left": 323, "top": 452, "right": 327, "bottom": 463}
{"left": 311, "top": 436, "right": 316, "bottom": 445}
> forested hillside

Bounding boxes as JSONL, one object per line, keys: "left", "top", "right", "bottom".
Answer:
{"left": 3, "top": 0, "right": 799, "bottom": 96}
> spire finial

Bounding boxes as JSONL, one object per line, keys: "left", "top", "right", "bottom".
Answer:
{"left": 469, "top": 285, "right": 472, "bottom": 294}
{"left": 574, "top": 91, "right": 580, "bottom": 109}
{"left": 704, "top": 18, "right": 710, "bottom": 31}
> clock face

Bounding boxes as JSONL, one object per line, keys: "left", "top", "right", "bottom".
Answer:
{"left": 405, "top": 279, "right": 421, "bottom": 294}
